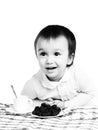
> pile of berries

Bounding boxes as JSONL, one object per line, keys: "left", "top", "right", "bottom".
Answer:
{"left": 32, "top": 103, "right": 61, "bottom": 116}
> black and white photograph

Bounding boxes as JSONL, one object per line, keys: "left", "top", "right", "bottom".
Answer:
{"left": 0, "top": 0, "right": 98, "bottom": 129}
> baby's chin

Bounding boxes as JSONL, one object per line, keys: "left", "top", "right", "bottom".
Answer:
{"left": 46, "top": 75, "right": 61, "bottom": 81}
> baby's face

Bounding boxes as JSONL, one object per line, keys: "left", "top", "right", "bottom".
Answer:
{"left": 36, "top": 36, "right": 72, "bottom": 81}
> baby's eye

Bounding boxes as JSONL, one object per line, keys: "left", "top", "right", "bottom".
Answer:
{"left": 39, "top": 52, "right": 47, "bottom": 56}
{"left": 54, "top": 52, "right": 61, "bottom": 56}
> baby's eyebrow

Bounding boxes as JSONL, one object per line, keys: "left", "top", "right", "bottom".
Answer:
{"left": 55, "top": 49, "right": 61, "bottom": 51}
{"left": 38, "top": 48, "right": 44, "bottom": 52}
{"left": 54, "top": 49, "right": 64, "bottom": 52}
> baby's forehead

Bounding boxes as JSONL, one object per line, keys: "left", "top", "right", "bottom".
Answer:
{"left": 36, "top": 36, "right": 68, "bottom": 51}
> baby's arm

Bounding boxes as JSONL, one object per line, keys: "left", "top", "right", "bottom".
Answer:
{"left": 64, "top": 93, "right": 92, "bottom": 108}
{"left": 54, "top": 93, "right": 93, "bottom": 111}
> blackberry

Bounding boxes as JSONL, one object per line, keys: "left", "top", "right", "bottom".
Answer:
{"left": 32, "top": 103, "right": 61, "bottom": 116}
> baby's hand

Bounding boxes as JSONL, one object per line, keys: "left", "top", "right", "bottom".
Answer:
{"left": 54, "top": 100, "right": 74, "bottom": 114}
{"left": 53, "top": 100, "right": 65, "bottom": 109}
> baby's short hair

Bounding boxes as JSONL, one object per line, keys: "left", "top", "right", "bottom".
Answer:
{"left": 34, "top": 25, "right": 76, "bottom": 66}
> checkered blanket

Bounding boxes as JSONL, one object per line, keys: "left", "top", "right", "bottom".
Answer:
{"left": 0, "top": 103, "right": 98, "bottom": 130}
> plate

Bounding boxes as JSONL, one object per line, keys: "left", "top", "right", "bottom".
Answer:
{"left": 6, "top": 105, "right": 65, "bottom": 118}
{"left": 6, "top": 100, "right": 66, "bottom": 118}
{"left": 31, "top": 110, "right": 65, "bottom": 118}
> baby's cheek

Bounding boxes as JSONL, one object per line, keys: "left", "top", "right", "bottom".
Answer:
{"left": 39, "top": 59, "right": 46, "bottom": 67}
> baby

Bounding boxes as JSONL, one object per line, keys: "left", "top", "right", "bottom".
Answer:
{"left": 21, "top": 25, "right": 95, "bottom": 111}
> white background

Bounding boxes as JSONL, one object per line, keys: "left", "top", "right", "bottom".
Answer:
{"left": 0, "top": 0, "right": 98, "bottom": 104}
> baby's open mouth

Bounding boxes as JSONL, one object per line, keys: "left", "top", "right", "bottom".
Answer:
{"left": 46, "top": 67, "right": 57, "bottom": 70}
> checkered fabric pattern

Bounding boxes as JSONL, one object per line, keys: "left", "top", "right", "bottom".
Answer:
{"left": 0, "top": 103, "right": 98, "bottom": 130}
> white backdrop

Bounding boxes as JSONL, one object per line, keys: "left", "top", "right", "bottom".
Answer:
{"left": 0, "top": 0, "right": 98, "bottom": 103}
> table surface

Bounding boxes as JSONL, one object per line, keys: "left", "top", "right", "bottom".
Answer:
{"left": 0, "top": 103, "right": 98, "bottom": 130}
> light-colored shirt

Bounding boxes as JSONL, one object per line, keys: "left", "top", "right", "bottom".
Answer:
{"left": 21, "top": 66, "right": 95, "bottom": 102}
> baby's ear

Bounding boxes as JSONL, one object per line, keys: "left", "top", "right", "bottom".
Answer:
{"left": 67, "top": 53, "right": 75, "bottom": 67}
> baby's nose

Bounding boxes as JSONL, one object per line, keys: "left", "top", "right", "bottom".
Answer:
{"left": 46, "top": 56, "right": 54, "bottom": 64}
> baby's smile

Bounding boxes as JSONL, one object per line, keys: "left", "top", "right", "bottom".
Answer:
{"left": 46, "top": 67, "right": 57, "bottom": 70}
{"left": 46, "top": 67, "right": 57, "bottom": 75}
